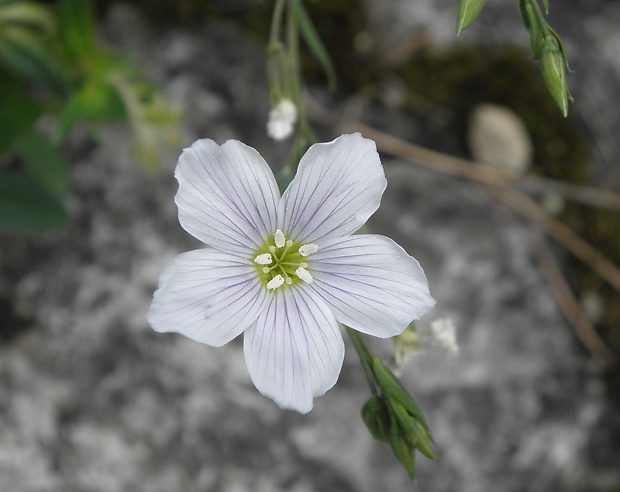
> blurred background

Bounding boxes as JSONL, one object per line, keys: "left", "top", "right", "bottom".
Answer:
{"left": 1, "top": 0, "right": 619, "bottom": 490}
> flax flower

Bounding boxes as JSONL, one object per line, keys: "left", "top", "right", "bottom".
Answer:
{"left": 148, "top": 133, "right": 435, "bottom": 413}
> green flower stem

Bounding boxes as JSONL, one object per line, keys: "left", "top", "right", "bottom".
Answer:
{"left": 346, "top": 327, "right": 378, "bottom": 397}
{"left": 269, "top": 0, "right": 287, "bottom": 45}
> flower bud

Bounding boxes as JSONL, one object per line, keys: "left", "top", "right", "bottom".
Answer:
{"left": 361, "top": 396, "right": 392, "bottom": 443}
{"left": 541, "top": 35, "right": 570, "bottom": 117}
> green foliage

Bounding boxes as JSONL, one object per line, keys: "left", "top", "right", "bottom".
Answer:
{"left": 291, "top": 0, "right": 337, "bottom": 91}
{"left": 0, "top": 0, "right": 179, "bottom": 233}
{"left": 458, "top": 0, "right": 572, "bottom": 116}
{"left": 456, "top": 0, "right": 488, "bottom": 36}
{"left": 0, "top": 171, "right": 68, "bottom": 233}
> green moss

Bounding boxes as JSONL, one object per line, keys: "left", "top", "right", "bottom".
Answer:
{"left": 396, "top": 45, "right": 589, "bottom": 182}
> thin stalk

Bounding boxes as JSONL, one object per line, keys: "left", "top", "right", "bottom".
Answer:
{"left": 269, "top": 0, "right": 287, "bottom": 45}
{"left": 346, "top": 327, "right": 378, "bottom": 396}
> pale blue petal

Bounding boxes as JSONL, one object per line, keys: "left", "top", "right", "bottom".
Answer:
{"left": 278, "top": 133, "right": 387, "bottom": 244}
{"left": 309, "top": 235, "right": 435, "bottom": 338}
{"left": 243, "top": 287, "right": 345, "bottom": 414}
{"left": 148, "top": 249, "right": 267, "bottom": 347}
{"left": 175, "top": 139, "right": 280, "bottom": 255}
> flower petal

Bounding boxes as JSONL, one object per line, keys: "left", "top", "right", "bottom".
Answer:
{"left": 175, "top": 139, "right": 280, "bottom": 255}
{"left": 279, "top": 133, "right": 387, "bottom": 244}
{"left": 243, "top": 287, "right": 345, "bottom": 414}
{"left": 148, "top": 249, "right": 267, "bottom": 347}
{"left": 309, "top": 234, "right": 435, "bottom": 338}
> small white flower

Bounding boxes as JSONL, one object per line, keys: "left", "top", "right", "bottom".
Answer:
{"left": 148, "top": 133, "right": 435, "bottom": 413}
{"left": 266, "top": 99, "right": 297, "bottom": 141}
{"left": 429, "top": 317, "right": 459, "bottom": 355}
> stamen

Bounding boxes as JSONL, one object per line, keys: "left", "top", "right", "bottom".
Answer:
{"left": 254, "top": 253, "right": 273, "bottom": 265}
{"left": 262, "top": 267, "right": 270, "bottom": 273}
{"left": 267, "top": 274, "right": 285, "bottom": 290}
{"left": 295, "top": 267, "right": 313, "bottom": 284}
{"left": 269, "top": 245, "right": 276, "bottom": 253}
{"left": 274, "top": 229, "right": 286, "bottom": 248}
{"left": 299, "top": 244, "right": 319, "bottom": 256}
{"left": 285, "top": 277, "right": 293, "bottom": 285}
{"left": 299, "top": 262, "right": 308, "bottom": 269}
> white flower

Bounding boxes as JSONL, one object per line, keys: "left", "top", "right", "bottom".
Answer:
{"left": 266, "top": 99, "right": 297, "bottom": 140}
{"left": 428, "top": 317, "right": 459, "bottom": 355}
{"left": 148, "top": 133, "right": 435, "bottom": 413}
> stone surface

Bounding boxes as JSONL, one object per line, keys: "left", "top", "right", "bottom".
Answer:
{"left": 468, "top": 104, "right": 533, "bottom": 174}
{"left": 1, "top": 2, "right": 619, "bottom": 492}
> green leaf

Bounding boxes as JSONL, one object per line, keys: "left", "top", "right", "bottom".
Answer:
{"left": 55, "top": 81, "right": 126, "bottom": 139}
{"left": 0, "top": 26, "right": 68, "bottom": 94}
{"left": 16, "top": 133, "right": 68, "bottom": 194}
{"left": 291, "top": 0, "right": 337, "bottom": 91}
{"left": 58, "top": 0, "right": 95, "bottom": 59}
{"left": 0, "top": 72, "right": 41, "bottom": 153}
{"left": 0, "top": 170, "right": 68, "bottom": 233}
{"left": 0, "top": 2, "right": 56, "bottom": 33}
{"left": 456, "top": 0, "right": 488, "bottom": 35}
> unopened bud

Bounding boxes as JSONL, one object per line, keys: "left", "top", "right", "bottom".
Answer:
{"left": 541, "top": 35, "right": 570, "bottom": 117}
{"left": 361, "top": 396, "right": 391, "bottom": 443}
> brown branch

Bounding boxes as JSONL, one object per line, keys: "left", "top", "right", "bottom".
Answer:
{"left": 342, "top": 122, "right": 620, "bottom": 295}
{"left": 346, "top": 122, "right": 620, "bottom": 212}
{"left": 530, "top": 233, "right": 615, "bottom": 364}
{"left": 487, "top": 187, "right": 620, "bottom": 294}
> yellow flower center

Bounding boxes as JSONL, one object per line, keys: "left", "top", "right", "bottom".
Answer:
{"left": 253, "top": 229, "right": 318, "bottom": 291}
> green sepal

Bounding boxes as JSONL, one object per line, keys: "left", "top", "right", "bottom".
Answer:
{"left": 389, "top": 422, "right": 416, "bottom": 480}
{"left": 389, "top": 397, "right": 439, "bottom": 462}
{"left": 362, "top": 396, "right": 392, "bottom": 443}
{"left": 518, "top": 0, "right": 547, "bottom": 59}
{"left": 372, "top": 357, "right": 431, "bottom": 432}
{"left": 456, "top": 0, "right": 488, "bottom": 36}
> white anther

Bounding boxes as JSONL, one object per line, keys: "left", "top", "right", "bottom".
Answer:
{"left": 274, "top": 229, "right": 286, "bottom": 248}
{"left": 295, "top": 267, "right": 313, "bottom": 284}
{"left": 267, "top": 274, "right": 285, "bottom": 290}
{"left": 254, "top": 253, "right": 273, "bottom": 265}
{"left": 299, "top": 244, "right": 318, "bottom": 257}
